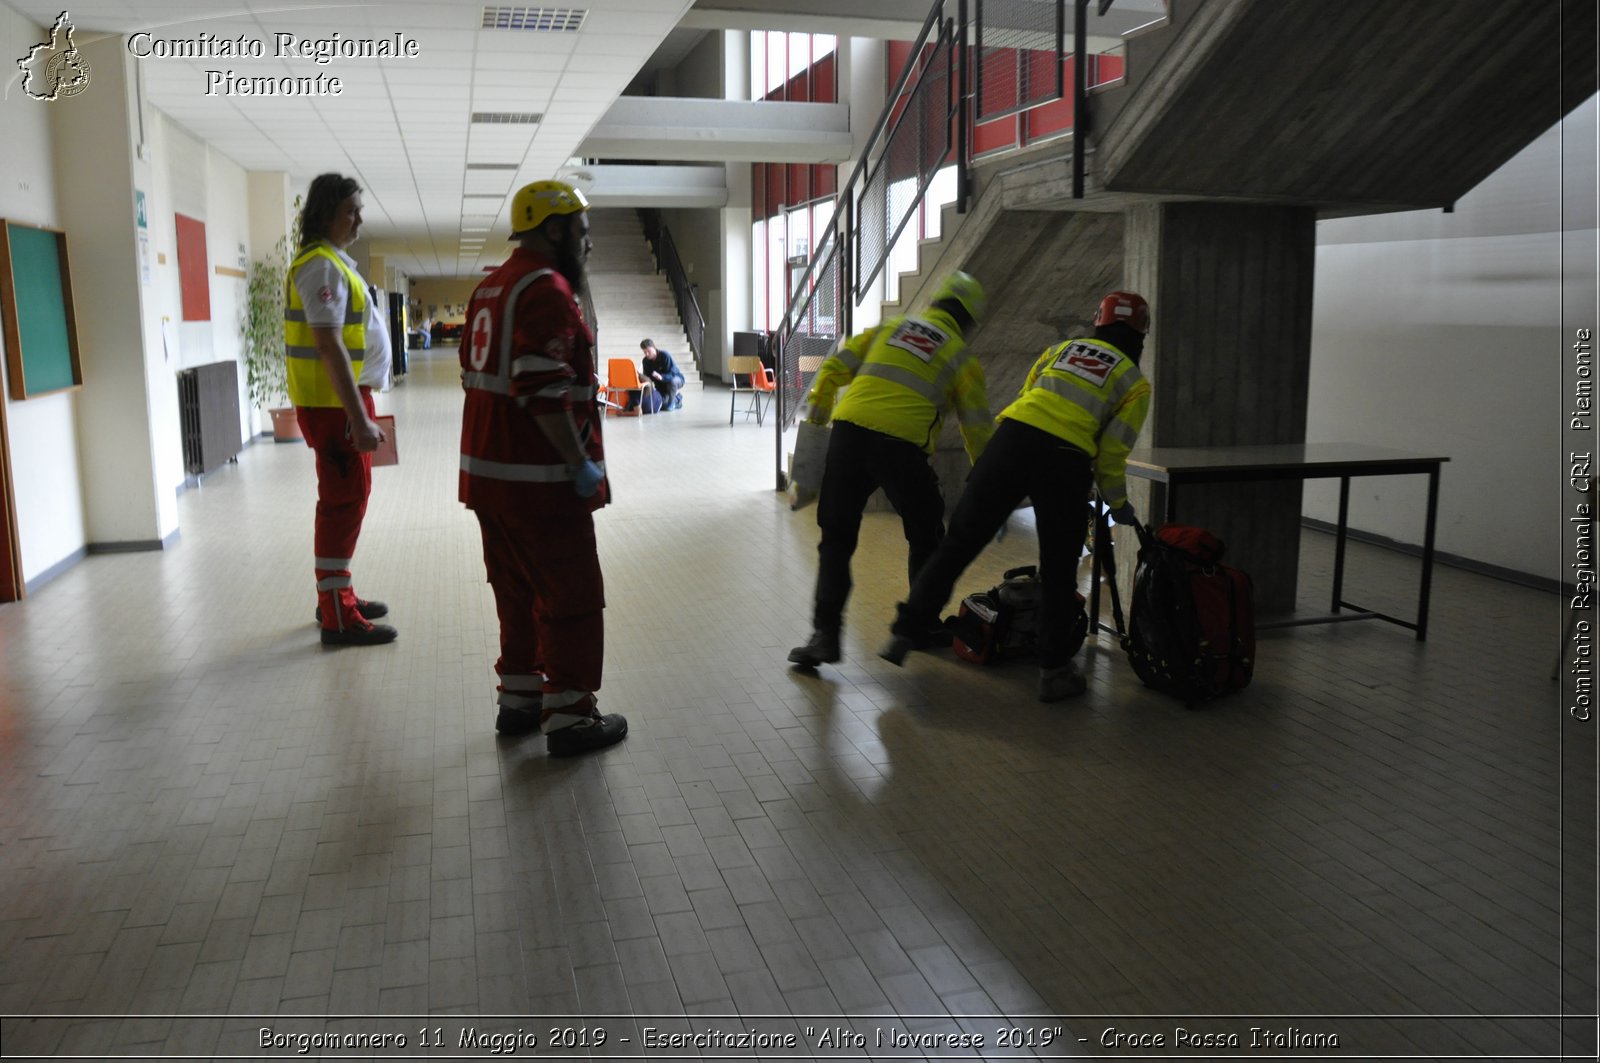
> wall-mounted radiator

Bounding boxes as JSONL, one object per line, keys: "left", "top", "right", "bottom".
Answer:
{"left": 177, "top": 361, "right": 242, "bottom": 477}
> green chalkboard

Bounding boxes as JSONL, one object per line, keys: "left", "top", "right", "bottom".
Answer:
{"left": 1, "top": 220, "right": 83, "bottom": 399}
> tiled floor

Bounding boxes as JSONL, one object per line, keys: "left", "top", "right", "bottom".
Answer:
{"left": 0, "top": 347, "right": 1592, "bottom": 1060}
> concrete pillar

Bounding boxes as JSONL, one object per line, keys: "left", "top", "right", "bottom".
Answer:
{"left": 1124, "top": 201, "right": 1316, "bottom": 614}
{"left": 54, "top": 32, "right": 178, "bottom": 548}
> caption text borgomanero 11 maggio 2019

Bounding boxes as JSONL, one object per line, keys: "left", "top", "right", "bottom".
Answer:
{"left": 126, "top": 30, "right": 421, "bottom": 96}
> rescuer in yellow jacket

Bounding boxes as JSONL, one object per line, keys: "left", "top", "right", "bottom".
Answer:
{"left": 881, "top": 291, "right": 1153, "bottom": 702}
{"left": 788, "top": 272, "right": 995, "bottom": 670}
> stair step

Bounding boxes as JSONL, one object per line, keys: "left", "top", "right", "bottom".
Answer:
{"left": 583, "top": 210, "right": 700, "bottom": 378}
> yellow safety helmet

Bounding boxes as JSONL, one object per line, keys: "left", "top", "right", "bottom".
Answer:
{"left": 510, "top": 180, "right": 590, "bottom": 237}
{"left": 930, "top": 271, "right": 987, "bottom": 323}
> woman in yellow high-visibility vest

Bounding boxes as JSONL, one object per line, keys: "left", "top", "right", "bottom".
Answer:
{"left": 285, "top": 173, "right": 395, "bottom": 647}
{"left": 882, "top": 291, "right": 1153, "bottom": 702}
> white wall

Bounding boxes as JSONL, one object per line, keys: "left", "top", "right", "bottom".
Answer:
{"left": 848, "top": 36, "right": 888, "bottom": 329}
{"left": 0, "top": 3, "right": 89, "bottom": 584}
{"left": 1306, "top": 95, "right": 1599, "bottom": 583}
{"left": 672, "top": 29, "right": 726, "bottom": 99}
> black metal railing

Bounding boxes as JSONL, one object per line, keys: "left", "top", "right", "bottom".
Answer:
{"left": 769, "top": 0, "right": 952, "bottom": 461}
{"left": 638, "top": 208, "right": 706, "bottom": 373}
{"left": 769, "top": 0, "right": 1119, "bottom": 486}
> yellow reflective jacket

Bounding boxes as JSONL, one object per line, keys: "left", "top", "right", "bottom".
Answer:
{"left": 805, "top": 308, "right": 993, "bottom": 463}
{"left": 284, "top": 242, "right": 366, "bottom": 408}
{"left": 1001, "top": 336, "right": 1150, "bottom": 508}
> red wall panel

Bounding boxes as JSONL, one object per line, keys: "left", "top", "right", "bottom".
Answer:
{"left": 175, "top": 213, "right": 210, "bottom": 322}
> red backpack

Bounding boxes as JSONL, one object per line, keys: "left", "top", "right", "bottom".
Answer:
{"left": 1116, "top": 522, "right": 1255, "bottom": 706}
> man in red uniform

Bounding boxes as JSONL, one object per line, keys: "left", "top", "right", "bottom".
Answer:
{"left": 460, "top": 180, "right": 628, "bottom": 756}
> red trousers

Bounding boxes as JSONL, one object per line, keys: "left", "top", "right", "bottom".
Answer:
{"left": 475, "top": 509, "right": 605, "bottom": 726}
{"left": 297, "top": 389, "right": 375, "bottom": 630}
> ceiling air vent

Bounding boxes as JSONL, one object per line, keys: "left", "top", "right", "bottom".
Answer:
{"left": 471, "top": 112, "right": 543, "bottom": 124}
{"left": 466, "top": 163, "right": 520, "bottom": 170}
{"left": 481, "top": 7, "right": 587, "bottom": 32}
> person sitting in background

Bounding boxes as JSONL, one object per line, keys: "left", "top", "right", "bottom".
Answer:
{"left": 640, "top": 339, "right": 685, "bottom": 411}
{"left": 418, "top": 315, "right": 432, "bottom": 349}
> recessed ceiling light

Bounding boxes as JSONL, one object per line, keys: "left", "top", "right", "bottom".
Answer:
{"left": 471, "top": 112, "right": 543, "bottom": 125}
{"left": 466, "top": 163, "right": 521, "bottom": 170}
{"left": 463, "top": 194, "right": 504, "bottom": 199}
{"left": 481, "top": 6, "right": 586, "bottom": 32}
{"left": 462, "top": 227, "right": 491, "bottom": 233}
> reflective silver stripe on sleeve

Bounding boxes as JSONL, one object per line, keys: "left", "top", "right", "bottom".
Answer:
{"left": 285, "top": 309, "right": 309, "bottom": 323}
{"left": 832, "top": 346, "right": 863, "bottom": 373}
{"left": 928, "top": 349, "right": 968, "bottom": 398}
{"left": 497, "top": 691, "right": 542, "bottom": 710}
{"left": 511, "top": 354, "right": 567, "bottom": 375}
{"left": 856, "top": 361, "right": 940, "bottom": 402}
{"left": 460, "top": 454, "right": 605, "bottom": 482}
{"left": 464, "top": 376, "right": 595, "bottom": 400}
{"left": 314, "top": 556, "right": 354, "bottom": 569}
{"left": 463, "top": 371, "right": 511, "bottom": 395}
{"left": 1100, "top": 417, "right": 1141, "bottom": 449}
{"left": 317, "top": 576, "right": 352, "bottom": 591}
{"left": 285, "top": 344, "right": 320, "bottom": 361}
{"left": 532, "top": 383, "right": 570, "bottom": 399}
{"left": 956, "top": 405, "right": 992, "bottom": 426}
{"left": 498, "top": 269, "right": 556, "bottom": 385}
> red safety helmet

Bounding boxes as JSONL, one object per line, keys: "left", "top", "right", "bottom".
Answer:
{"left": 1093, "top": 291, "right": 1150, "bottom": 334}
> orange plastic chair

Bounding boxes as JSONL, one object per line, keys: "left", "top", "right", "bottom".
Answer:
{"left": 747, "top": 361, "right": 776, "bottom": 426}
{"left": 604, "top": 358, "right": 647, "bottom": 416}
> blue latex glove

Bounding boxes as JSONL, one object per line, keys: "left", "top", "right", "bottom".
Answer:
{"left": 1109, "top": 502, "right": 1137, "bottom": 526}
{"left": 571, "top": 459, "right": 604, "bottom": 498}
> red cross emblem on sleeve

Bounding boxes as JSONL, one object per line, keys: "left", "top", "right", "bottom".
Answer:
{"left": 468, "top": 308, "right": 494, "bottom": 371}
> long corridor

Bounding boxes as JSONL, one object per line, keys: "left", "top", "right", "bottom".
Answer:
{"left": 0, "top": 346, "right": 1585, "bottom": 1059}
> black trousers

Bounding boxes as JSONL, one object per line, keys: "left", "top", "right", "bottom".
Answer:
{"left": 895, "top": 418, "right": 1093, "bottom": 668}
{"left": 812, "top": 420, "right": 946, "bottom": 633}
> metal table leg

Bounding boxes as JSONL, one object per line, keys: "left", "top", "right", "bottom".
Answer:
{"left": 1416, "top": 464, "right": 1440, "bottom": 641}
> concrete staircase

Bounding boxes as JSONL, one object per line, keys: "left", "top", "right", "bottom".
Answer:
{"left": 585, "top": 208, "right": 699, "bottom": 384}
{"left": 877, "top": 0, "right": 1195, "bottom": 330}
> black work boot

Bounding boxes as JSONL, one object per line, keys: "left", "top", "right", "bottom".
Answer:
{"left": 320, "top": 622, "right": 398, "bottom": 647}
{"left": 495, "top": 699, "right": 543, "bottom": 737}
{"left": 879, "top": 605, "right": 943, "bottom": 666}
{"left": 787, "top": 629, "right": 841, "bottom": 667}
{"left": 546, "top": 714, "right": 629, "bottom": 757}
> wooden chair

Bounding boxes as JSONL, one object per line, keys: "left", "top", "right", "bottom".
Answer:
{"left": 604, "top": 358, "right": 647, "bottom": 416}
{"left": 726, "top": 355, "right": 768, "bottom": 425}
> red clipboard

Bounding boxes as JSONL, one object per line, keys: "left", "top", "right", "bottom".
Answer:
{"left": 372, "top": 414, "right": 398, "bottom": 466}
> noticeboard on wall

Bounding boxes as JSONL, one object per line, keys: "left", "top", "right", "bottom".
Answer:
{"left": 0, "top": 220, "right": 84, "bottom": 400}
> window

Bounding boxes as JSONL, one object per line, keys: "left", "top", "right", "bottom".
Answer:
{"left": 749, "top": 29, "right": 840, "bottom": 332}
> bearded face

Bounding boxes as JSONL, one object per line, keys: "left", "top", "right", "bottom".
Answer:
{"left": 553, "top": 213, "right": 592, "bottom": 289}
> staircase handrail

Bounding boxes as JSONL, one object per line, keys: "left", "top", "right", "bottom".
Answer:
{"left": 773, "top": 0, "right": 948, "bottom": 355}
{"left": 638, "top": 208, "right": 706, "bottom": 371}
{"left": 769, "top": 0, "right": 1119, "bottom": 484}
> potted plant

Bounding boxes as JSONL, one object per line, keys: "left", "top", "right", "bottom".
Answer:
{"left": 241, "top": 203, "right": 299, "bottom": 441}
